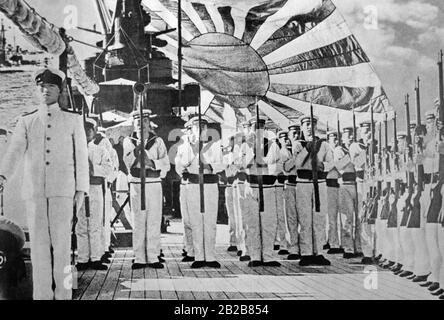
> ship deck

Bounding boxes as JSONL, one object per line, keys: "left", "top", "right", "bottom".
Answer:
{"left": 66, "top": 221, "right": 436, "bottom": 301}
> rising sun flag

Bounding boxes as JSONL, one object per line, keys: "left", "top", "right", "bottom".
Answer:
{"left": 141, "top": 0, "right": 392, "bottom": 127}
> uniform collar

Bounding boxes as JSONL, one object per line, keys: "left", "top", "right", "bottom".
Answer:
{"left": 38, "top": 102, "right": 60, "bottom": 122}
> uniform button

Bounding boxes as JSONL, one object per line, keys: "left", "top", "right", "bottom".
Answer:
{"left": 46, "top": 137, "right": 51, "bottom": 141}
{"left": 48, "top": 113, "right": 51, "bottom": 117}
{"left": 46, "top": 150, "right": 50, "bottom": 154}
{"left": 46, "top": 162, "right": 50, "bottom": 165}
{"left": 48, "top": 125, "right": 51, "bottom": 128}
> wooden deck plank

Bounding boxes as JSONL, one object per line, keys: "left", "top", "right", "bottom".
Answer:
{"left": 97, "top": 251, "right": 125, "bottom": 300}
{"left": 75, "top": 269, "right": 97, "bottom": 300}
{"left": 113, "top": 250, "right": 134, "bottom": 300}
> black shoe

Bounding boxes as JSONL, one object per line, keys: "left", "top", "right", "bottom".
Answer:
{"left": 413, "top": 274, "right": 430, "bottom": 283}
{"left": 278, "top": 249, "right": 290, "bottom": 255}
{"left": 237, "top": 250, "right": 243, "bottom": 257}
{"left": 431, "top": 289, "right": 444, "bottom": 296}
{"left": 313, "top": 255, "right": 331, "bottom": 266}
{"left": 399, "top": 271, "right": 413, "bottom": 278}
{"left": 263, "top": 261, "right": 281, "bottom": 267}
{"left": 323, "top": 243, "right": 331, "bottom": 250}
{"left": 147, "top": 262, "right": 164, "bottom": 269}
{"left": 91, "top": 261, "right": 108, "bottom": 271}
{"left": 288, "top": 254, "right": 301, "bottom": 260}
{"left": 394, "top": 269, "right": 404, "bottom": 275}
{"left": 76, "top": 262, "right": 90, "bottom": 271}
{"left": 343, "top": 252, "right": 357, "bottom": 259}
{"left": 390, "top": 264, "right": 403, "bottom": 272}
{"left": 108, "top": 247, "right": 115, "bottom": 254}
{"left": 182, "top": 256, "right": 195, "bottom": 262}
{"left": 227, "top": 246, "right": 238, "bottom": 252}
{"left": 273, "top": 245, "right": 280, "bottom": 251}
{"left": 428, "top": 282, "right": 440, "bottom": 291}
{"left": 381, "top": 261, "right": 395, "bottom": 269}
{"left": 327, "top": 248, "right": 344, "bottom": 254}
{"left": 158, "top": 256, "right": 166, "bottom": 263}
{"left": 191, "top": 261, "right": 206, "bottom": 269}
{"left": 248, "top": 260, "right": 263, "bottom": 267}
{"left": 407, "top": 274, "right": 416, "bottom": 280}
{"left": 375, "top": 254, "right": 383, "bottom": 261}
{"left": 440, "top": 294, "right": 444, "bottom": 300}
{"left": 159, "top": 252, "right": 165, "bottom": 258}
{"left": 299, "top": 255, "right": 315, "bottom": 266}
{"left": 354, "top": 252, "right": 364, "bottom": 258}
{"left": 206, "top": 261, "right": 221, "bottom": 268}
{"left": 239, "top": 255, "right": 251, "bottom": 262}
{"left": 131, "top": 263, "right": 147, "bottom": 270}
{"left": 103, "top": 252, "right": 112, "bottom": 259}
{"left": 361, "top": 257, "right": 375, "bottom": 265}
{"left": 419, "top": 281, "right": 433, "bottom": 288}
{"left": 182, "top": 249, "right": 188, "bottom": 257}
{"left": 101, "top": 257, "right": 111, "bottom": 264}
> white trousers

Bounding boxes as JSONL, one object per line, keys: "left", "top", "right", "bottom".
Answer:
{"left": 285, "top": 184, "right": 299, "bottom": 254}
{"left": 130, "top": 182, "right": 162, "bottom": 264}
{"left": 411, "top": 186, "right": 431, "bottom": 276}
{"left": 425, "top": 223, "right": 442, "bottom": 283}
{"left": 235, "top": 182, "right": 247, "bottom": 254}
{"left": 327, "top": 185, "right": 340, "bottom": 248}
{"left": 101, "top": 186, "right": 112, "bottom": 252}
{"left": 438, "top": 226, "right": 444, "bottom": 287}
{"left": 180, "top": 183, "right": 194, "bottom": 257}
{"left": 242, "top": 186, "right": 277, "bottom": 262}
{"left": 274, "top": 185, "right": 288, "bottom": 249}
{"left": 295, "top": 182, "right": 328, "bottom": 256}
{"left": 77, "top": 185, "right": 104, "bottom": 263}
{"left": 399, "top": 226, "right": 415, "bottom": 272}
{"left": 225, "top": 185, "right": 237, "bottom": 247}
{"left": 116, "top": 171, "right": 132, "bottom": 227}
{"left": 26, "top": 197, "right": 73, "bottom": 300}
{"left": 187, "top": 183, "right": 219, "bottom": 262}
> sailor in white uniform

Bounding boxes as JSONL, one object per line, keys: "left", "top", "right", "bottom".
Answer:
{"left": 0, "top": 68, "right": 89, "bottom": 300}
{"left": 124, "top": 110, "right": 170, "bottom": 270}
{"left": 76, "top": 118, "right": 113, "bottom": 271}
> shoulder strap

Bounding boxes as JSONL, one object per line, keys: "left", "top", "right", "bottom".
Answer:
{"left": 22, "top": 109, "right": 38, "bottom": 117}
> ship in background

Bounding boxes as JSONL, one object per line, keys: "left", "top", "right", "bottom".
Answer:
{"left": 71, "top": 0, "right": 225, "bottom": 244}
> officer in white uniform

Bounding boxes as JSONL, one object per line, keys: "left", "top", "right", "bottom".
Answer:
{"left": 76, "top": 119, "right": 113, "bottom": 271}
{"left": 293, "top": 115, "right": 334, "bottom": 266}
{"left": 0, "top": 68, "right": 89, "bottom": 300}
{"left": 175, "top": 116, "right": 225, "bottom": 268}
{"left": 124, "top": 110, "right": 170, "bottom": 270}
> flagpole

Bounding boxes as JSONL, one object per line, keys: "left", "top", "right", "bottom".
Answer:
{"left": 178, "top": 0, "right": 183, "bottom": 116}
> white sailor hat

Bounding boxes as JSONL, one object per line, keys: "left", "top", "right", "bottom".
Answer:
{"left": 34, "top": 67, "right": 66, "bottom": 89}
{"left": 359, "top": 121, "right": 371, "bottom": 128}
{"left": 425, "top": 110, "right": 436, "bottom": 120}
{"left": 85, "top": 117, "right": 98, "bottom": 127}
{"left": 277, "top": 130, "right": 288, "bottom": 139}
{"left": 299, "top": 115, "right": 318, "bottom": 125}
{"left": 397, "top": 131, "right": 407, "bottom": 139}
{"left": 288, "top": 121, "right": 301, "bottom": 131}
{"left": 187, "top": 115, "right": 211, "bottom": 127}
{"left": 326, "top": 131, "right": 338, "bottom": 138}
{"left": 342, "top": 127, "right": 354, "bottom": 134}
{"left": 249, "top": 115, "right": 268, "bottom": 126}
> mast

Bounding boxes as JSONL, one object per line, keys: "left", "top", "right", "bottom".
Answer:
{"left": 178, "top": 0, "right": 183, "bottom": 115}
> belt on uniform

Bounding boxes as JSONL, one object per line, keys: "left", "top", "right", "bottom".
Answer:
{"left": 424, "top": 173, "right": 439, "bottom": 185}
{"left": 277, "top": 175, "right": 287, "bottom": 184}
{"left": 90, "top": 176, "right": 105, "bottom": 185}
{"left": 326, "top": 179, "right": 340, "bottom": 188}
{"left": 287, "top": 175, "right": 297, "bottom": 184}
{"left": 342, "top": 172, "right": 357, "bottom": 182}
{"left": 247, "top": 175, "right": 277, "bottom": 185}
{"left": 356, "top": 171, "right": 365, "bottom": 180}
{"left": 187, "top": 173, "right": 219, "bottom": 184}
{"left": 297, "top": 170, "right": 327, "bottom": 181}
{"left": 130, "top": 168, "right": 161, "bottom": 178}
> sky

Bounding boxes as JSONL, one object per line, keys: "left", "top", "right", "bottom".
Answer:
{"left": 1, "top": 0, "right": 443, "bottom": 124}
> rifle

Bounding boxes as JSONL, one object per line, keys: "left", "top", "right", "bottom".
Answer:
{"left": 352, "top": 106, "right": 357, "bottom": 143}
{"left": 387, "top": 113, "right": 400, "bottom": 228}
{"left": 337, "top": 113, "right": 341, "bottom": 148}
{"left": 311, "top": 104, "right": 321, "bottom": 212}
{"left": 415, "top": 78, "right": 425, "bottom": 193}
{"left": 133, "top": 83, "right": 148, "bottom": 211}
{"left": 404, "top": 94, "right": 417, "bottom": 227}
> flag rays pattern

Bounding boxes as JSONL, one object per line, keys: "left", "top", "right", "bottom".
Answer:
{"left": 141, "top": 0, "right": 391, "bottom": 127}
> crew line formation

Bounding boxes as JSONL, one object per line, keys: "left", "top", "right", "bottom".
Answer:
{"left": 0, "top": 68, "right": 444, "bottom": 300}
